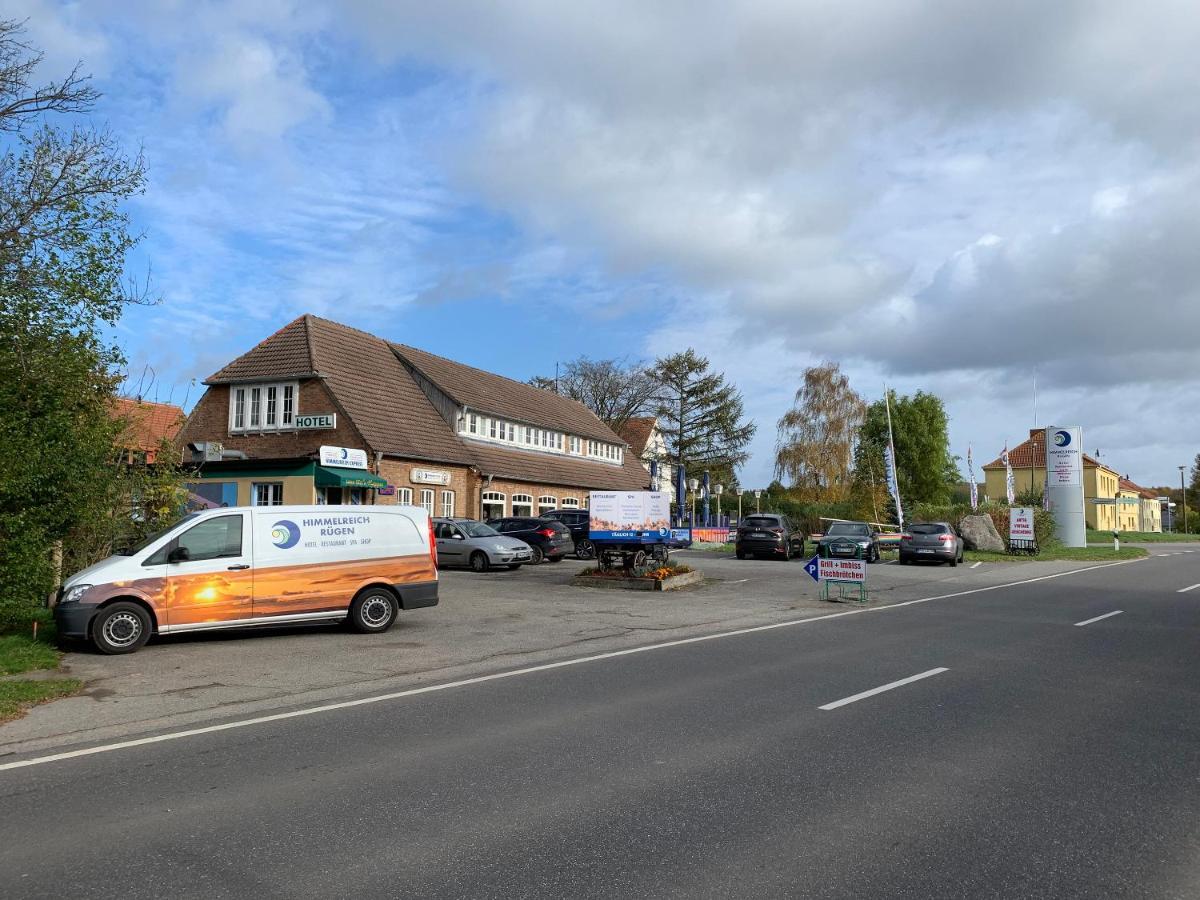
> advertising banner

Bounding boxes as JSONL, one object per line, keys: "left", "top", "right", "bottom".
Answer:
{"left": 320, "top": 446, "right": 368, "bottom": 469}
{"left": 1009, "top": 507, "right": 1035, "bottom": 541}
{"left": 589, "top": 491, "right": 672, "bottom": 540}
{"left": 805, "top": 557, "right": 866, "bottom": 583}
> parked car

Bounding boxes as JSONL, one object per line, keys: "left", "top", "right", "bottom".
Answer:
{"left": 433, "top": 517, "right": 533, "bottom": 572}
{"left": 486, "top": 517, "right": 575, "bottom": 564}
{"left": 735, "top": 513, "right": 805, "bottom": 560}
{"left": 899, "top": 521, "right": 964, "bottom": 566}
{"left": 540, "top": 508, "right": 595, "bottom": 559}
{"left": 51, "top": 505, "right": 438, "bottom": 654}
{"left": 816, "top": 521, "right": 881, "bottom": 563}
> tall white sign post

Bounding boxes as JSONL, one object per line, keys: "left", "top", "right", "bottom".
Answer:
{"left": 1044, "top": 425, "right": 1086, "bottom": 547}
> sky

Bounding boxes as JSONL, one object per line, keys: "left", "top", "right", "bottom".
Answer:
{"left": 17, "top": 0, "right": 1200, "bottom": 489}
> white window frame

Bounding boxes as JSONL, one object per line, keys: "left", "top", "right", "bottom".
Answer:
{"left": 538, "top": 495, "right": 557, "bottom": 515}
{"left": 252, "top": 482, "right": 283, "bottom": 506}
{"left": 489, "top": 418, "right": 497, "bottom": 439}
{"left": 561, "top": 497, "right": 580, "bottom": 508}
{"left": 469, "top": 413, "right": 478, "bottom": 435}
{"left": 420, "top": 489, "right": 435, "bottom": 514}
{"left": 229, "top": 381, "right": 299, "bottom": 433}
{"left": 481, "top": 491, "right": 506, "bottom": 519}
{"left": 441, "top": 490, "right": 455, "bottom": 517}
{"left": 511, "top": 493, "right": 534, "bottom": 516}
{"left": 397, "top": 487, "right": 413, "bottom": 505}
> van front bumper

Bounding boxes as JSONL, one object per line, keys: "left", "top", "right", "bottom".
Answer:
{"left": 397, "top": 580, "right": 438, "bottom": 610}
{"left": 54, "top": 603, "right": 98, "bottom": 639}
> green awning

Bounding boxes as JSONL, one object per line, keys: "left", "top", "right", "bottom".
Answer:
{"left": 314, "top": 465, "right": 388, "bottom": 489}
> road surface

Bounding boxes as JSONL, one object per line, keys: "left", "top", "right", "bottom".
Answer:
{"left": 3, "top": 552, "right": 1199, "bottom": 898}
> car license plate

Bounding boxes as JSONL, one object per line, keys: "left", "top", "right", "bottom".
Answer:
{"left": 752, "top": 531, "right": 768, "bottom": 538}
{"left": 917, "top": 548, "right": 934, "bottom": 554}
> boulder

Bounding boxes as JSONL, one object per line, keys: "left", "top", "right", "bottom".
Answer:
{"left": 959, "top": 515, "right": 1005, "bottom": 553}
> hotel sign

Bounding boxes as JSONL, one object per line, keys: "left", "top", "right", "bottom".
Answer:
{"left": 296, "top": 413, "right": 336, "bottom": 430}
{"left": 320, "top": 446, "right": 369, "bottom": 470}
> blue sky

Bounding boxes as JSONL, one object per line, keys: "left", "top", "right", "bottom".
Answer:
{"left": 19, "top": 1, "right": 1200, "bottom": 488}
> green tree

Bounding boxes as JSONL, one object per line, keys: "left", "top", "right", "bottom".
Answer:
{"left": 853, "top": 390, "right": 959, "bottom": 518}
{"left": 0, "top": 22, "right": 158, "bottom": 629}
{"left": 654, "top": 349, "right": 755, "bottom": 488}
{"left": 774, "top": 362, "right": 865, "bottom": 502}
{"left": 529, "top": 356, "right": 658, "bottom": 432}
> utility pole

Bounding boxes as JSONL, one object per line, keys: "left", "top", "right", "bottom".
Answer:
{"left": 1181, "top": 466, "right": 1189, "bottom": 535}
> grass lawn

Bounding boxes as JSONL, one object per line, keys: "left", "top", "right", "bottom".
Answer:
{"left": 0, "top": 679, "right": 83, "bottom": 724}
{"left": 1087, "top": 529, "right": 1196, "bottom": 543}
{"left": 0, "top": 632, "right": 61, "bottom": 676}
{"left": 966, "top": 546, "right": 1147, "bottom": 563}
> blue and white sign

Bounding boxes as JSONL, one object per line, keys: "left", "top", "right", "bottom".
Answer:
{"left": 805, "top": 555, "right": 867, "bottom": 584}
{"left": 320, "top": 445, "right": 368, "bottom": 470}
{"left": 804, "top": 555, "right": 821, "bottom": 582}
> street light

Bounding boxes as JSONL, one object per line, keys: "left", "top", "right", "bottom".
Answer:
{"left": 737, "top": 489, "right": 744, "bottom": 524}
{"left": 1181, "top": 466, "right": 1189, "bottom": 535}
{"left": 714, "top": 483, "right": 724, "bottom": 526}
{"left": 754, "top": 489, "right": 762, "bottom": 514}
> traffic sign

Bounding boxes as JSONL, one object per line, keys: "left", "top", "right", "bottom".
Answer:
{"left": 804, "top": 555, "right": 820, "bottom": 582}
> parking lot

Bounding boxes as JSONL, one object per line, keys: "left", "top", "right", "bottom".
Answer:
{"left": 0, "top": 548, "right": 1107, "bottom": 758}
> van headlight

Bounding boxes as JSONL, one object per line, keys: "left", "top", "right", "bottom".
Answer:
{"left": 62, "top": 584, "right": 92, "bottom": 604}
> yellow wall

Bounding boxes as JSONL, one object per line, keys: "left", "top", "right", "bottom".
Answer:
{"left": 985, "top": 463, "right": 1122, "bottom": 530}
{"left": 225, "top": 476, "right": 315, "bottom": 506}
{"left": 1140, "top": 498, "right": 1162, "bottom": 533}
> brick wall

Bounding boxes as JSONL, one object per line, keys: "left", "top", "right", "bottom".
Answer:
{"left": 377, "top": 458, "right": 475, "bottom": 516}
{"left": 179, "top": 380, "right": 369, "bottom": 458}
{"left": 483, "top": 478, "right": 590, "bottom": 518}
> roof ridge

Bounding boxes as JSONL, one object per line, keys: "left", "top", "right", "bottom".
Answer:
{"left": 303, "top": 314, "right": 318, "bottom": 374}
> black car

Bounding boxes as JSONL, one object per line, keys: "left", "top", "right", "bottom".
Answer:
{"left": 540, "top": 509, "right": 596, "bottom": 559}
{"left": 899, "top": 521, "right": 964, "bottom": 566}
{"left": 735, "top": 513, "right": 805, "bottom": 560}
{"left": 486, "top": 517, "right": 575, "bottom": 564}
{"left": 816, "top": 521, "right": 881, "bottom": 563}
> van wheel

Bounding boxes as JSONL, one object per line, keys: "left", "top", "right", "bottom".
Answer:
{"left": 470, "top": 552, "right": 489, "bottom": 572}
{"left": 91, "top": 602, "right": 151, "bottom": 655}
{"left": 575, "top": 540, "right": 596, "bottom": 560}
{"left": 349, "top": 588, "right": 397, "bottom": 633}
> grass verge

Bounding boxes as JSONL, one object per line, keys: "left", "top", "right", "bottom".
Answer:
{"left": 1087, "top": 530, "right": 1196, "bottom": 543}
{"left": 0, "top": 679, "right": 83, "bottom": 724}
{"left": 0, "top": 634, "right": 61, "bottom": 676}
{"left": 966, "top": 546, "right": 1147, "bottom": 563}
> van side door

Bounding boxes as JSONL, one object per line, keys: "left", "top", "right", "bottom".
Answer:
{"left": 154, "top": 513, "right": 253, "bottom": 627}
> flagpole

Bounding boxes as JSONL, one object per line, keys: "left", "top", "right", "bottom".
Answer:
{"left": 884, "top": 386, "right": 903, "bottom": 530}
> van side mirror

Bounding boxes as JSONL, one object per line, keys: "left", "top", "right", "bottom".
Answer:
{"left": 167, "top": 546, "right": 191, "bottom": 563}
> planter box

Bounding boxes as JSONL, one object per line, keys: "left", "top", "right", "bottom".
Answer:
{"left": 572, "top": 570, "right": 705, "bottom": 592}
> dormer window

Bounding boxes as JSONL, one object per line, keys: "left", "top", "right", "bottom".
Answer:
{"left": 229, "top": 382, "right": 297, "bottom": 432}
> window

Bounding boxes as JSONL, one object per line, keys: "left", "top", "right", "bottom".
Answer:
{"left": 489, "top": 418, "right": 497, "bottom": 438}
{"left": 556, "top": 433, "right": 563, "bottom": 450}
{"left": 397, "top": 487, "right": 413, "bottom": 505}
{"left": 441, "top": 490, "right": 455, "bottom": 517}
{"left": 524, "top": 425, "right": 532, "bottom": 444}
{"left": 171, "top": 515, "right": 243, "bottom": 562}
{"left": 482, "top": 491, "right": 505, "bottom": 520}
{"left": 469, "top": 413, "right": 478, "bottom": 434}
{"left": 253, "top": 482, "right": 283, "bottom": 506}
{"left": 569, "top": 436, "right": 579, "bottom": 454}
{"left": 229, "top": 382, "right": 298, "bottom": 432}
{"left": 420, "top": 489, "right": 435, "bottom": 514}
{"left": 561, "top": 497, "right": 580, "bottom": 508}
{"left": 511, "top": 494, "right": 533, "bottom": 517}
{"left": 538, "top": 495, "right": 557, "bottom": 515}
{"left": 507, "top": 423, "right": 515, "bottom": 441}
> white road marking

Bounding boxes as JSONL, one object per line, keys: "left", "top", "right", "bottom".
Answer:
{"left": 726, "top": 579, "right": 750, "bottom": 584}
{"left": 1074, "top": 610, "right": 1123, "bottom": 626}
{"left": 1177, "top": 583, "right": 1200, "bottom": 594}
{"left": 819, "top": 668, "right": 949, "bottom": 711}
{"left": 0, "top": 556, "right": 1145, "bottom": 773}
{"left": 970, "top": 562, "right": 982, "bottom": 569}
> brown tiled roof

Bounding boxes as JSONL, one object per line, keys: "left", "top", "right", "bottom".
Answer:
{"left": 391, "top": 342, "right": 625, "bottom": 445}
{"left": 982, "top": 429, "right": 1109, "bottom": 471}
{"left": 1118, "top": 477, "right": 1158, "bottom": 499}
{"left": 111, "top": 398, "right": 184, "bottom": 450}
{"left": 468, "top": 441, "right": 650, "bottom": 491}
{"left": 207, "top": 317, "right": 317, "bottom": 383}
{"left": 616, "top": 417, "right": 656, "bottom": 457}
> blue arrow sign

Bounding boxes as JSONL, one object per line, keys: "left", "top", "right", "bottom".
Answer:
{"left": 804, "top": 555, "right": 821, "bottom": 583}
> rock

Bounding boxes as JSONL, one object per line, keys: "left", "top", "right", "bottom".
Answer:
{"left": 959, "top": 515, "right": 1005, "bottom": 553}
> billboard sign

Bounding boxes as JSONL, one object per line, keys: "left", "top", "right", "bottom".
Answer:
{"left": 804, "top": 556, "right": 867, "bottom": 584}
{"left": 1046, "top": 427, "right": 1082, "bottom": 486}
{"left": 319, "top": 446, "right": 368, "bottom": 470}
{"left": 589, "top": 491, "right": 671, "bottom": 540}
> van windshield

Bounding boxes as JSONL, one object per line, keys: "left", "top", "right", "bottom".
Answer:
{"left": 120, "top": 513, "right": 199, "bottom": 555}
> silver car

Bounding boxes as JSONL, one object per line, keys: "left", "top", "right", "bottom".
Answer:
{"left": 433, "top": 518, "right": 533, "bottom": 572}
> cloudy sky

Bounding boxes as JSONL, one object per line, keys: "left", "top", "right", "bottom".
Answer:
{"left": 20, "top": 0, "right": 1200, "bottom": 488}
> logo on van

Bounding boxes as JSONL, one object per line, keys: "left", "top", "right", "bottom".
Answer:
{"left": 271, "top": 520, "right": 301, "bottom": 549}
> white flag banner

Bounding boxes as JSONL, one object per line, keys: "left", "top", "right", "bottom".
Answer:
{"left": 1002, "top": 444, "right": 1015, "bottom": 505}
{"left": 967, "top": 445, "right": 978, "bottom": 511}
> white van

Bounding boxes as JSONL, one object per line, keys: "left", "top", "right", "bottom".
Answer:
{"left": 51, "top": 505, "right": 438, "bottom": 654}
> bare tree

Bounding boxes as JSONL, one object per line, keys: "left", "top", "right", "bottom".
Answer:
{"left": 774, "top": 362, "right": 866, "bottom": 501}
{"left": 530, "top": 357, "right": 659, "bottom": 432}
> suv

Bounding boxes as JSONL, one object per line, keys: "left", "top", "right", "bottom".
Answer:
{"left": 816, "top": 521, "right": 881, "bottom": 563}
{"left": 735, "top": 513, "right": 806, "bottom": 560}
{"left": 486, "top": 517, "right": 575, "bottom": 564}
{"left": 540, "top": 509, "right": 595, "bottom": 559}
{"left": 899, "top": 521, "right": 964, "bottom": 566}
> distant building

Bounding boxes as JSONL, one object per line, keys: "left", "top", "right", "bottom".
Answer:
{"left": 616, "top": 416, "right": 676, "bottom": 503}
{"left": 1118, "top": 477, "right": 1162, "bottom": 533}
{"left": 111, "top": 398, "right": 184, "bottom": 464}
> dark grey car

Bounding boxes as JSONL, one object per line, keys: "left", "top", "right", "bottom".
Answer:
{"left": 899, "top": 521, "right": 964, "bottom": 566}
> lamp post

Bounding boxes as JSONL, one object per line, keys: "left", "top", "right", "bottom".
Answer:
{"left": 754, "top": 489, "right": 762, "bottom": 514}
{"left": 737, "top": 489, "right": 744, "bottom": 524}
{"left": 714, "top": 483, "right": 724, "bottom": 527}
{"left": 1181, "top": 466, "right": 1189, "bottom": 535}
{"left": 688, "top": 478, "right": 699, "bottom": 528}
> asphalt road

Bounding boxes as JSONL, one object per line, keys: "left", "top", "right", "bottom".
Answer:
{"left": 3, "top": 552, "right": 1199, "bottom": 898}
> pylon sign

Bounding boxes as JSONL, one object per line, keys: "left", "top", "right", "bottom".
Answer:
{"left": 1045, "top": 425, "right": 1086, "bottom": 547}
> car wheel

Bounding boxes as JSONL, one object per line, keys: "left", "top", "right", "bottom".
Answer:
{"left": 90, "top": 602, "right": 151, "bottom": 655}
{"left": 349, "top": 587, "right": 397, "bottom": 633}
{"left": 530, "top": 545, "right": 545, "bottom": 565}
{"left": 948, "top": 555, "right": 958, "bottom": 568}
{"left": 736, "top": 548, "right": 746, "bottom": 560}
{"left": 782, "top": 542, "right": 791, "bottom": 561}
{"left": 575, "top": 539, "right": 596, "bottom": 560}
{"left": 470, "top": 551, "right": 489, "bottom": 572}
